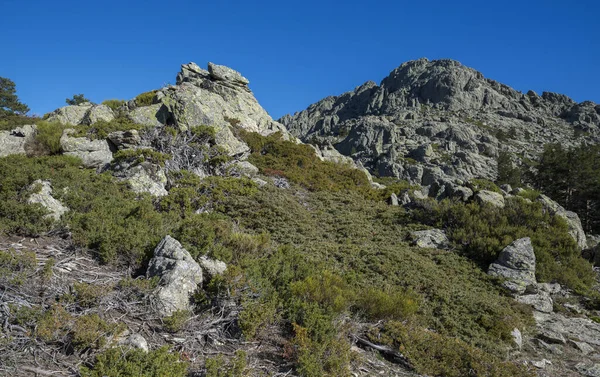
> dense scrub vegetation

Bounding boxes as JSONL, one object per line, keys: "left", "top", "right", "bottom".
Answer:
{"left": 5, "top": 130, "right": 597, "bottom": 376}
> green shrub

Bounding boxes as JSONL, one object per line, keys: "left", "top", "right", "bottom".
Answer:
{"left": 28, "top": 121, "right": 67, "bottom": 155}
{"left": 205, "top": 350, "right": 248, "bottom": 377}
{"left": 71, "top": 313, "right": 111, "bottom": 350}
{"left": 73, "top": 282, "right": 111, "bottom": 308}
{"left": 134, "top": 91, "right": 156, "bottom": 107}
{"left": 372, "top": 321, "right": 534, "bottom": 377}
{"left": 80, "top": 346, "right": 188, "bottom": 377}
{"left": 74, "top": 116, "right": 143, "bottom": 139}
{"left": 238, "top": 130, "right": 373, "bottom": 194}
{"left": 190, "top": 125, "right": 217, "bottom": 142}
{"left": 517, "top": 188, "right": 541, "bottom": 201}
{"left": 163, "top": 310, "right": 191, "bottom": 333}
{"left": 355, "top": 287, "right": 419, "bottom": 320}
{"left": 102, "top": 99, "right": 126, "bottom": 111}
{"left": 0, "top": 114, "right": 40, "bottom": 131}
{"left": 66, "top": 94, "right": 91, "bottom": 106}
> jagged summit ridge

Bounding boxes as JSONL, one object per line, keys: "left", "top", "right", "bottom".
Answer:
{"left": 280, "top": 58, "right": 600, "bottom": 197}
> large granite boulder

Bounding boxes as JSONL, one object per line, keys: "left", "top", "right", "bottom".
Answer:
{"left": 488, "top": 237, "right": 536, "bottom": 294}
{"left": 0, "top": 124, "right": 36, "bottom": 157}
{"left": 45, "top": 103, "right": 94, "bottom": 125}
{"left": 60, "top": 129, "right": 113, "bottom": 169}
{"left": 146, "top": 236, "right": 204, "bottom": 316}
{"left": 27, "top": 180, "right": 68, "bottom": 221}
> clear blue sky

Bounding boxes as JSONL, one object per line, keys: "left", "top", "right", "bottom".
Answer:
{"left": 2, "top": 0, "right": 598, "bottom": 119}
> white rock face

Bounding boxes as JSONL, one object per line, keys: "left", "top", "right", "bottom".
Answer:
{"left": 45, "top": 103, "right": 94, "bottom": 125}
{"left": 475, "top": 190, "right": 505, "bottom": 208}
{"left": 146, "top": 236, "right": 204, "bottom": 317}
{"left": 0, "top": 124, "right": 37, "bottom": 157}
{"left": 27, "top": 180, "right": 68, "bottom": 221}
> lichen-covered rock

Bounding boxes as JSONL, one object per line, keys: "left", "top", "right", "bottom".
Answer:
{"left": 160, "top": 62, "right": 290, "bottom": 157}
{"left": 82, "top": 104, "right": 115, "bottom": 125}
{"left": 45, "top": 103, "right": 93, "bottom": 125}
{"left": 488, "top": 237, "right": 536, "bottom": 294}
{"left": 119, "top": 333, "right": 149, "bottom": 353}
{"left": 60, "top": 129, "right": 113, "bottom": 169}
{"left": 410, "top": 229, "right": 449, "bottom": 249}
{"left": 127, "top": 104, "right": 168, "bottom": 128}
{"left": 27, "top": 180, "right": 68, "bottom": 221}
{"left": 111, "top": 160, "right": 168, "bottom": 197}
{"left": 474, "top": 190, "right": 505, "bottom": 208}
{"left": 147, "top": 236, "right": 203, "bottom": 316}
{"left": 0, "top": 124, "right": 36, "bottom": 157}
{"left": 107, "top": 130, "right": 141, "bottom": 150}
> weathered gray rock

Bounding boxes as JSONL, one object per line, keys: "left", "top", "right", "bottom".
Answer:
{"left": 474, "top": 190, "right": 505, "bottom": 208}
{"left": 45, "top": 103, "right": 93, "bottom": 125}
{"left": 388, "top": 193, "right": 399, "bottom": 206}
{"left": 82, "top": 104, "right": 115, "bottom": 125}
{"left": 410, "top": 229, "right": 449, "bottom": 249}
{"left": 534, "top": 311, "right": 600, "bottom": 347}
{"left": 147, "top": 236, "right": 203, "bottom": 316}
{"left": 111, "top": 159, "right": 168, "bottom": 197}
{"left": 273, "top": 177, "right": 290, "bottom": 189}
{"left": 516, "top": 291, "right": 553, "bottom": 313}
{"left": 536, "top": 328, "right": 566, "bottom": 344}
{"left": 107, "top": 130, "right": 141, "bottom": 150}
{"left": 60, "top": 129, "right": 113, "bottom": 168}
{"left": 208, "top": 62, "right": 250, "bottom": 87}
{"left": 0, "top": 124, "right": 36, "bottom": 157}
{"left": 488, "top": 237, "right": 536, "bottom": 294}
{"left": 127, "top": 104, "right": 167, "bottom": 128}
{"left": 569, "top": 340, "right": 595, "bottom": 355}
{"left": 27, "top": 180, "right": 68, "bottom": 221}
{"left": 538, "top": 194, "right": 587, "bottom": 249}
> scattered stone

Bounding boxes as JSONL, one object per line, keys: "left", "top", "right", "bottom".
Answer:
{"left": 399, "top": 191, "right": 411, "bottom": 206}
{"left": 112, "top": 161, "right": 168, "bottom": 197}
{"left": 252, "top": 177, "right": 268, "bottom": 187}
{"left": 474, "top": 190, "right": 505, "bottom": 208}
{"left": 488, "top": 237, "right": 536, "bottom": 294}
{"left": 499, "top": 184, "right": 512, "bottom": 194}
{"left": 60, "top": 129, "right": 113, "bottom": 169}
{"left": 27, "top": 180, "right": 68, "bottom": 221}
{"left": 410, "top": 229, "right": 449, "bottom": 249}
{"left": 146, "top": 236, "right": 204, "bottom": 316}
{"left": 388, "top": 193, "right": 399, "bottom": 206}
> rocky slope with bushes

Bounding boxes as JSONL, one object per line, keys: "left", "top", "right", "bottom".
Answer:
{"left": 0, "top": 60, "right": 600, "bottom": 377}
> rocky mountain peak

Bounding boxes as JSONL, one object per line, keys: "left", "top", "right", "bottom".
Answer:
{"left": 280, "top": 58, "right": 600, "bottom": 198}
